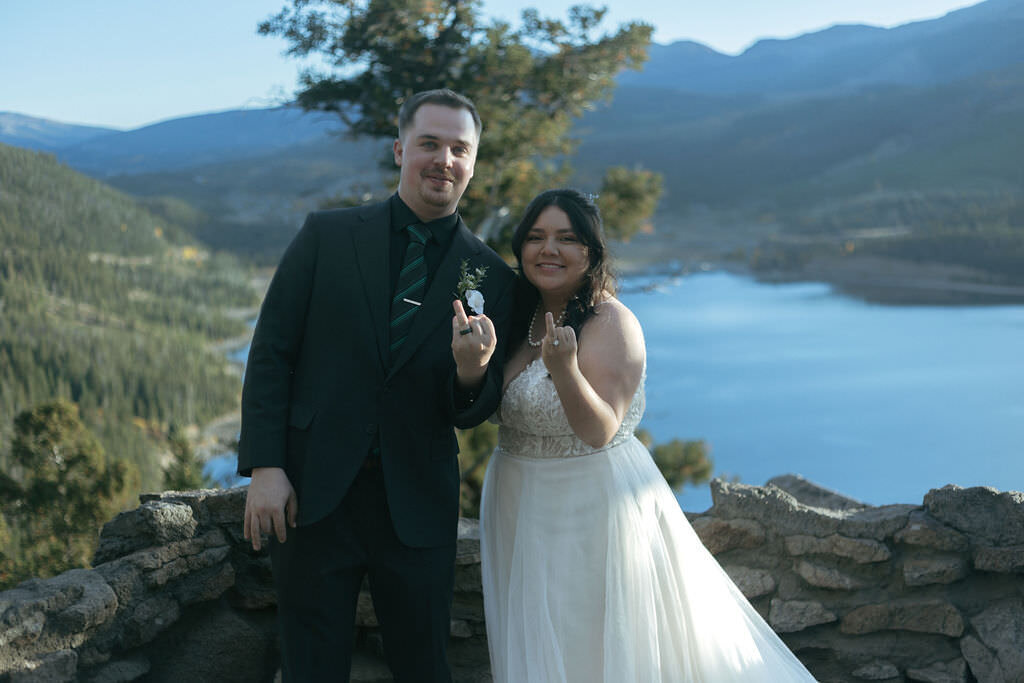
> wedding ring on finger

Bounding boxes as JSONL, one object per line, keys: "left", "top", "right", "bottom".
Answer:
{"left": 459, "top": 327, "right": 473, "bottom": 336}
{"left": 552, "top": 339, "right": 560, "bottom": 347}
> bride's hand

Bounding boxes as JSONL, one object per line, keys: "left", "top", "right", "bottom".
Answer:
{"left": 541, "top": 311, "right": 578, "bottom": 375}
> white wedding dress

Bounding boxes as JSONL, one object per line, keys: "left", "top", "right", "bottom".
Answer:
{"left": 480, "top": 359, "right": 817, "bottom": 682}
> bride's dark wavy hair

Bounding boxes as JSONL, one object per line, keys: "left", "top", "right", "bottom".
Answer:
{"left": 507, "top": 188, "right": 616, "bottom": 356}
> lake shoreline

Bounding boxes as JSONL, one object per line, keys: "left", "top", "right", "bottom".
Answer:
{"left": 613, "top": 235, "right": 1024, "bottom": 307}
{"left": 622, "top": 269, "right": 1024, "bottom": 512}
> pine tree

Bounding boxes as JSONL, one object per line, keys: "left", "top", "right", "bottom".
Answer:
{"left": 259, "top": 0, "right": 663, "bottom": 247}
{"left": 0, "top": 400, "right": 129, "bottom": 588}
{"left": 163, "top": 424, "right": 212, "bottom": 491}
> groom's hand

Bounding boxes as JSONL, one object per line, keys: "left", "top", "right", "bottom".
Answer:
{"left": 244, "top": 466, "right": 298, "bottom": 551}
{"left": 451, "top": 299, "right": 496, "bottom": 388}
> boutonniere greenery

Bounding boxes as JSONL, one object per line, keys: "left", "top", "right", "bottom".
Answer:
{"left": 456, "top": 258, "right": 489, "bottom": 315}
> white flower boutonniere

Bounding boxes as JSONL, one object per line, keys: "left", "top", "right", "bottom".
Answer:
{"left": 466, "top": 289, "right": 485, "bottom": 316}
{"left": 457, "top": 259, "right": 489, "bottom": 315}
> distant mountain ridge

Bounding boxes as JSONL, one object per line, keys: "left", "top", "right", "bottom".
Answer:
{"left": 4, "top": 0, "right": 1020, "bottom": 177}
{"left": 621, "top": 0, "right": 1024, "bottom": 95}
{"left": 58, "top": 106, "right": 345, "bottom": 176}
{"left": 0, "top": 112, "right": 118, "bottom": 151}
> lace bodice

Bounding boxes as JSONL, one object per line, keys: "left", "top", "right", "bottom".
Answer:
{"left": 495, "top": 358, "right": 646, "bottom": 459}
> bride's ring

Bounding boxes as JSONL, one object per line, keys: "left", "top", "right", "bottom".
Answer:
{"left": 459, "top": 327, "right": 473, "bottom": 336}
{"left": 552, "top": 339, "right": 560, "bottom": 347}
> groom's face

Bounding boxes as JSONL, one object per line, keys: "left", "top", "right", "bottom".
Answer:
{"left": 394, "top": 103, "right": 478, "bottom": 221}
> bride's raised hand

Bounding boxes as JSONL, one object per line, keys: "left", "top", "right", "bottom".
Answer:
{"left": 541, "top": 310, "right": 578, "bottom": 375}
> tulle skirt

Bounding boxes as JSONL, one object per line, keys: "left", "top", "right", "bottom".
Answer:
{"left": 480, "top": 435, "right": 817, "bottom": 682}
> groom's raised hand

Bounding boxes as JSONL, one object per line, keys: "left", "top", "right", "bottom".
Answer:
{"left": 451, "top": 299, "right": 496, "bottom": 389}
{"left": 244, "top": 466, "right": 298, "bottom": 551}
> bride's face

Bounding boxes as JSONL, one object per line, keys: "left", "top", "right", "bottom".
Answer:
{"left": 521, "top": 205, "right": 590, "bottom": 300}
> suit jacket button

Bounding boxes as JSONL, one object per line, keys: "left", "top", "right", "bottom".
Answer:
{"left": 365, "top": 423, "right": 378, "bottom": 435}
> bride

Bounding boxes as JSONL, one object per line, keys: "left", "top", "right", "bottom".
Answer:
{"left": 478, "top": 189, "right": 818, "bottom": 681}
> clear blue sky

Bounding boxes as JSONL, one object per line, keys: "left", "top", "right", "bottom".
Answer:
{"left": 1, "top": 0, "right": 983, "bottom": 129}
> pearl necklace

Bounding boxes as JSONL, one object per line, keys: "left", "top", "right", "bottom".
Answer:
{"left": 527, "top": 302, "right": 566, "bottom": 347}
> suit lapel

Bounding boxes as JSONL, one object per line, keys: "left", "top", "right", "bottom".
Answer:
{"left": 350, "top": 202, "right": 391, "bottom": 369}
{"left": 388, "top": 218, "right": 481, "bottom": 377}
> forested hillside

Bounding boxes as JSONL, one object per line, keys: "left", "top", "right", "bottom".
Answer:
{"left": 574, "top": 64, "right": 1024, "bottom": 283}
{"left": 108, "top": 134, "right": 385, "bottom": 263}
{"left": 0, "top": 143, "right": 257, "bottom": 488}
{"left": 578, "top": 63, "right": 1024, "bottom": 213}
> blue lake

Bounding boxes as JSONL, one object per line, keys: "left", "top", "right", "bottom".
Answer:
{"left": 622, "top": 271, "right": 1024, "bottom": 512}
{"left": 209, "top": 271, "right": 1024, "bottom": 513}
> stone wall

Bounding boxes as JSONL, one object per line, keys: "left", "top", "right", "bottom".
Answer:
{"left": 695, "top": 477, "right": 1024, "bottom": 683}
{"left": 1, "top": 477, "right": 1021, "bottom": 682}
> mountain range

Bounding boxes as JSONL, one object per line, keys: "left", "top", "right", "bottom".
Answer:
{"left": 620, "top": 0, "right": 1024, "bottom": 95}
{"left": 5, "top": 0, "right": 1024, "bottom": 263}
{"left": 4, "top": 106, "right": 343, "bottom": 176}
{"left": 577, "top": 63, "right": 1024, "bottom": 214}
{"left": 0, "top": 112, "right": 117, "bottom": 151}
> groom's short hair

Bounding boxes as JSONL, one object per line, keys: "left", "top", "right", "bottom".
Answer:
{"left": 398, "top": 89, "right": 482, "bottom": 141}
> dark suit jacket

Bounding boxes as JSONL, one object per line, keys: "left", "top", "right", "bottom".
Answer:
{"left": 237, "top": 200, "right": 515, "bottom": 547}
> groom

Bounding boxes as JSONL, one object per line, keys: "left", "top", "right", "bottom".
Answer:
{"left": 238, "top": 89, "right": 515, "bottom": 682}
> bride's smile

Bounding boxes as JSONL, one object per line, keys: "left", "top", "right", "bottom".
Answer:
{"left": 521, "top": 205, "right": 590, "bottom": 300}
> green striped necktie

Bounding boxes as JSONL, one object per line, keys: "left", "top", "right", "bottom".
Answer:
{"left": 389, "top": 223, "right": 429, "bottom": 360}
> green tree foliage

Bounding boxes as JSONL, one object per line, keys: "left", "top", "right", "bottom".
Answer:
{"left": 163, "top": 424, "right": 213, "bottom": 491}
{"left": 0, "top": 514, "right": 14, "bottom": 588}
{"left": 635, "top": 427, "right": 713, "bottom": 490}
{"left": 456, "top": 421, "right": 498, "bottom": 517}
{"left": 649, "top": 438, "right": 713, "bottom": 491}
{"left": 0, "top": 400, "right": 130, "bottom": 588}
{"left": 597, "top": 166, "right": 664, "bottom": 240}
{"left": 259, "top": 0, "right": 662, "bottom": 247}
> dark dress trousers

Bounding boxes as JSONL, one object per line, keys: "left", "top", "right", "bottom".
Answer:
{"left": 238, "top": 199, "right": 514, "bottom": 681}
